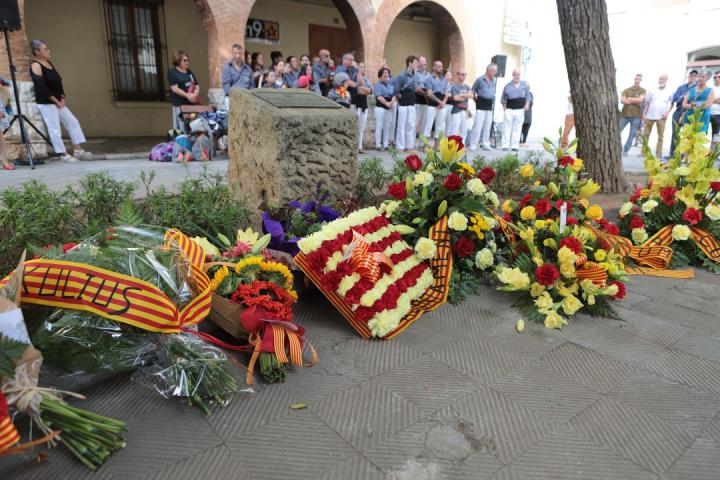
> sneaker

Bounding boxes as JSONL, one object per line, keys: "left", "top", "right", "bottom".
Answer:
{"left": 60, "top": 154, "right": 79, "bottom": 162}
{"left": 73, "top": 149, "right": 93, "bottom": 159}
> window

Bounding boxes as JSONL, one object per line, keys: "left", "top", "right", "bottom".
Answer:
{"left": 104, "top": 0, "right": 166, "bottom": 101}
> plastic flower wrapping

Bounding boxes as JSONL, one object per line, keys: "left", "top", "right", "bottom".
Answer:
{"left": 381, "top": 136, "right": 502, "bottom": 303}
{"left": 617, "top": 112, "right": 720, "bottom": 272}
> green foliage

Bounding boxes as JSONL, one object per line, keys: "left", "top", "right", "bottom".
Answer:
{"left": 584, "top": 299, "right": 621, "bottom": 320}
{"left": 356, "top": 156, "right": 392, "bottom": 206}
{"left": 448, "top": 265, "right": 484, "bottom": 304}
{"left": 471, "top": 151, "right": 552, "bottom": 197}
{"left": 65, "top": 172, "right": 135, "bottom": 235}
{"left": 115, "top": 199, "right": 144, "bottom": 227}
{"left": 0, "top": 333, "right": 27, "bottom": 378}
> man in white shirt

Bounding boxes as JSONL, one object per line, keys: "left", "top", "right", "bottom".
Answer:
{"left": 642, "top": 74, "right": 673, "bottom": 158}
{"left": 710, "top": 71, "right": 720, "bottom": 145}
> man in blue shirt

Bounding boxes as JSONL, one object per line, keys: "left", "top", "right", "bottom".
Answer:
{"left": 669, "top": 69, "right": 698, "bottom": 157}
{"left": 414, "top": 56, "right": 430, "bottom": 143}
{"left": 421, "top": 60, "right": 450, "bottom": 143}
{"left": 468, "top": 63, "right": 498, "bottom": 150}
{"left": 221, "top": 44, "right": 254, "bottom": 110}
{"left": 448, "top": 69, "right": 473, "bottom": 139}
{"left": 373, "top": 67, "right": 395, "bottom": 150}
{"left": 312, "top": 49, "right": 332, "bottom": 96}
{"left": 394, "top": 55, "right": 419, "bottom": 152}
{"left": 500, "top": 68, "right": 530, "bottom": 151}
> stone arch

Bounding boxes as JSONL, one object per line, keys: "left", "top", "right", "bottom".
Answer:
{"left": 364, "top": 0, "right": 472, "bottom": 79}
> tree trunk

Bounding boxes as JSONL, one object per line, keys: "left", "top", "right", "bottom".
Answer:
{"left": 556, "top": 0, "right": 625, "bottom": 193}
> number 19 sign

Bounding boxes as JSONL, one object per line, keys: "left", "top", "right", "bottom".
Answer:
{"left": 246, "top": 18, "right": 280, "bottom": 44}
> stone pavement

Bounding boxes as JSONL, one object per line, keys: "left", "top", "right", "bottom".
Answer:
{"left": 3, "top": 269, "right": 720, "bottom": 479}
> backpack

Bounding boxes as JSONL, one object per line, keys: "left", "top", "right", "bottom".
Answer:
{"left": 149, "top": 142, "right": 174, "bottom": 162}
{"left": 191, "top": 134, "right": 212, "bottom": 161}
{"left": 172, "top": 135, "right": 193, "bottom": 162}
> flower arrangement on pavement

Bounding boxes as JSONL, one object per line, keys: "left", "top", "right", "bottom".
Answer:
{"left": 382, "top": 136, "right": 502, "bottom": 303}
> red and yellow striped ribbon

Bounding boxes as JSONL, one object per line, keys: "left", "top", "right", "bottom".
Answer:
{"left": 349, "top": 231, "right": 393, "bottom": 283}
{"left": 0, "top": 414, "right": 19, "bottom": 452}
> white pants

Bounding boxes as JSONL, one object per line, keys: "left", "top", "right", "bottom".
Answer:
{"left": 502, "top": 108, "right": 525, "bottom": 149}
{"left": 469, "top": 109, "right": 494, "bottom": 149}
{"left": 374, "top": 106, "right": 392, "bottom": 149}
{"left": 36, "top": 103, "right": 86, "bottom": 154}
{"left": 435, "top": 105, "right": 452, "bottom": 139}
{"left": 172, "top": 106, "right": 183, "bottom": 131}
{"left": 422, "top": 106, "right": 437, "bottom": 139}
{"left": 357, "top": 107, "right": 368, "bottom": 150}
{"left": 396, "top": 105, "right": 416, "bottom": 150}
{"left": 415, "top": 103, "right": 427, "bottom": 138}
{"left": 389, "top": 103, "right": 397, "bottom": 143}
{"left": 448, "top": 111, "right": 467, "bottom": 139}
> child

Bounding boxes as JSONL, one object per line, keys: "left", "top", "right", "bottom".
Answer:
{"left": 328, "top": 72, "right": 351, "bottom": 108}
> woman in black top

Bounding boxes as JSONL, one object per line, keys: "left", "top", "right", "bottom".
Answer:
{"left": 30, "top": 39, "right": 91, "bottom": 162}
{"left": 168, "top": 50, "right": 199, "bottom": 131}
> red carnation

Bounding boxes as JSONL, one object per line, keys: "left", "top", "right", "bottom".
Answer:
{"left": 535, "top": 263, "right": 560, "bottom": 286}
{"left": 503, "top": 213, "right": 513, "bottom": 222}
{"left": 559, "top": 155, "right": 574, "bottom": 167}
{"left": 566, "top": 216, "right": 578, "bottom": 225}
{"left": 535, "top": 198, "right": 552, "bottom": 216}
{"left": 387, "top": 181, "right": 407, "bottom": 200}
{"left": 609, "top": 280, "right": 626, "bottom": 300}
{"left": 443, "top": 173, "right": 463, "bottom": 191}
{"left": 603, "top": 222, "right": 620, "bottom": 235}
{"left": 559, "top": 236, "right": 583, "bottom": 254}
{"left": 682, "top": 208, "right": 702, "bottom": 225}
{"left": 555, "top": 199, "right": 572, "bottom": 211}
{"left": 478, "top": 167, "right": 496, "bottom": 184}
{"left": 519, "top": 194, "right": 533, "bottom": 207}
{"left": 629, "top": 216, "right": 645, "bottom": 229}
{"left": 453, "top": 236, "right": 475, "bottom": 257}
{"left": 447, "top": 135, "right": 464, "bottom": 150}
{"left": 659, "top": 186, "right": 677, "bottom": 206}
{"left": 711, "top": 182, "right": 720, "bottom": 192}
{"left": 404, "top": 154, "right": 422, "bottom": 171}
{"left": 598, "top": 238, "right": 612, "bottom": 251}
{"left": 629, "top": 186, "right": 644, "bottom": 203}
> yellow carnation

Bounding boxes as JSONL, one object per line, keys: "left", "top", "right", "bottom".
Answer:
{"left": 520, "top": 206, "right": 537, "bottom": 221}
{"left": 466, "top": 178, "right": 486, "bottom": 195}
{"left": 497, "top": 267, "right": 531, "bottom": 289}
{"left": 705, "top": 203, "right": 720, "bottom": 221}
{"left": 534, "top": 292, "right": 554, "bottom": 310}
{"left": 618, "top": 202, "right": 633, "bottom": 217}
{"left": 544, "top": 310, "right": 565, "bottom": 330}
{"left": 414, "top": 237, "right": 437, "bottom": 260}
{"left": 529, "top": 282, "right": 545, "bottom": 297}
{"left": 672, "top": 224, "right": 691, "bottom": 241}
{"left": 519, "top": 164, "right": 535, "bottom": 178}
{"left": 585, "top": 204, "right": 604, "bottom": 221}
{"left": 631, "top": 228, "right": 648, "bottom": 245}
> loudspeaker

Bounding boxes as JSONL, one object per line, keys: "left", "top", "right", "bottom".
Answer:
{"left": 0, "top": 0, "right": 21, "bottom": 31}
{"left": 492, "top": 54, "right": 507, "bottom": 78}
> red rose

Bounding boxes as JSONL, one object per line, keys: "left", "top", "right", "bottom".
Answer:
{"left": 629, "top": 216, "right": 645, "bottom": 229}
{"left": 682, "top": 208, "right": 702, "bottom": 225}
{"left": 559, "top": 236, "right": 583, "bottom": 255}
{"left": 453, "top": 236, "right": 475, "bottom": 257}
{"left": 535, "top": 198, "right": 552, "bottom": 216}
{"left": 443, "top": 173, "right": 463, "bottom": 191}
{"left": 387, "top": 181, "right": 407, "bottom": 200}
{"left": 404, "top": 154, "right": 422, "bottom": 171}
{"left": 447, "top": 135, "right": 464, "bottom": 150}
{"left": 659, "top": 186, "right": 677, "bottom": 206}
{"left": 610, "top": 280, "right": 626, "bottom": 300}
{"left": 519, "top": 194, "right": 533, "bottom": 207}
{"left": 535, "top": 263, "right": 560, "bottom": 286}
{"left": 478, "top": 167, "right": 496, "bottom": 184}
{"left": 559, "top": 155, "right": 574, "bottom": 167}
{"left": 711, "top": 182, "right": 720, "bottom": 192}
{"left": 603, "top": 223, "right": 620, "bottom": 235}
{"left": 566, "top": 216, "right": 578, "bottom": 225}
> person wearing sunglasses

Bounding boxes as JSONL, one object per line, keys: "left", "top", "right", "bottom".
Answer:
{"left": 682, "top": 68, "right": 715, "bottom": 135}
{"left": 168, "top": 50, "right": 199, "bottom": 131}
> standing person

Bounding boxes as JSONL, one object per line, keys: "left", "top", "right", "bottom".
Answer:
{"left": 642, "top": 74, "right": 673, "bottom": 158}
{"left": 440, "top": 70, "right": 454, "bottom": 138}
{"left": 394, "top": 55, "right": 419, "bottom": 152}
{"left": 374, "top": 67, "right": 395, "bottom": 151}
{"left": 709, "top": 71, "right": 720, "bottom": 146}
{"left": 29, "top": 40, "right": 92, "bottom": 162}
{"left": 167, "top": 50, "right": 199, "bottom": 132}
{"left": 422, "top": 60, "right": 449, "bottom": 144}
{"left": 313, "top": 49, "right": 332, "bottom": 96}
{"left": 272, "top": 60, "right": 287, "bottom": 89}
{"left": 354, "top": 62, "right": 372, "bottom": 152}
{"left": 284, "top": 56, "right": 300, "bottom": 88}
{"left": 520, "top": 86, "right": 533, "bottom": 146}
{"left": 682, "top": 68, "right": 715, "bottom": 134}
{"left": 251, "top": 52, "right": 264, "bottom": 87}
{"left": 221, "top": 44, "right": 253, "bottom": 110}
{"left": 469, "top": 63, "right": 498, "bottom": 151}
{"left": 619, "top": 74, "right": 646, "bottom": 155}
{"left": 447, "top": 69, "right": 473, "bottom": 138}
{"left": 0, "top": 77, "right": 13, "bottom": 169}
{"left": 500, "top": 68, "right": 530, "bottom": 151}
{"left": 560, "top": 93, "right": 574, "bottom": 148}
{"left": 670, "top": 70, "right": 697, "bottom": 156}
{"left": 414, "top": 56, "right": 430, "bottom": 142}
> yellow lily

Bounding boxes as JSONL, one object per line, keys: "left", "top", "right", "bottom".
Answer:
{"left": 439, "top": 136, "right": 464, "bottom": 163}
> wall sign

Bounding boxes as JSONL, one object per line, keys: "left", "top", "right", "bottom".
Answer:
{"left": 246, "top": 18, "right": 280, "bottom": 44}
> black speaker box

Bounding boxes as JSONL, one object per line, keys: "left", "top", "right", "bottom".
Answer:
{"left": 0, "top": 0, "right": 21, "bottom": 31}
{"left": 492, "top": 54, "right": 507, "bottom": 78}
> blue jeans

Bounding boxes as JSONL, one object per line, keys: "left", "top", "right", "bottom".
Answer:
{"left": 620, "top": 116, "right": 641, "bottom": 153}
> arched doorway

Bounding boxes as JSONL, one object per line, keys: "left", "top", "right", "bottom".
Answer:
{"left": 687, "top": 46, "right": 720, "bottom": 71}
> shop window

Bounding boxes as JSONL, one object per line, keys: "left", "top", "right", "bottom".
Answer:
{"left": 104, "top": 0, "right": 166, "bottom": 101}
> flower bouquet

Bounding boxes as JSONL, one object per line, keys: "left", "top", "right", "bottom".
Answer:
{"left": 294, "top": 206, "right": 450, "bottom": 339}
{"left": 202, "top": 229, "right": 315, "bottom": 384}
{"left": 17, "top": 226, "right": 240, "bottom": 415}
{"left": 496, "top": 218, "right": 627, "bottom": 329}
{"left": 617, "top": 113, "right": 720, "bottom": 273}
{"left": 383, "top": 136, "right": 502, "bottom": 303}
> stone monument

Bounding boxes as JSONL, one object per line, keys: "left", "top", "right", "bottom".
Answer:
{"left": 228, "top": 89, "right": 358, "bottom": 210}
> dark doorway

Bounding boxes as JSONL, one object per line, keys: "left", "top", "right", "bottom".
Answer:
{"left": 309, "top": 24, "right": 351, "bottom": 62}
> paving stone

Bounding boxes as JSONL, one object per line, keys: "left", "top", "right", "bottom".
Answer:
{"left": 613, "top": 305, "right": 691, "bottom": 347}
{"left": 434, "top": 301, "right": 513, "bottom": 335}
{"left": 620, "top": 291, "right": 651, "bottom": 307}
{"left": 431, "top": 337, "right": 529, "bottom": 385}
{"left": 318, "top": 452, "right": 385, "bottom": 480}
{"left": 567, "top": 322, "right": 666, "bottom": 367}
{"left": 482, "top": 320, "right": 567, "bottom": 362}
{"left": 665, "top": 434, "right": 720, "bottom": 480}
{"left": 226, "top": 408, "right": 358, "bottom": 480}
{"left": 147, "top": 444, "right": 253, "bottom": 480}
{"left": 670, "top": 330, "right": 720, "bottom": 364}
{"left": 704, "top": 413, "right": 720, "bottom": 443}
{"left": 633, "top": 299, "right": 720, "bottom": 335}
{"left": 374, "top": 356, "right": 480, "bottom": 414}
{"left": 293, "top": 294, "right": 359, "bottom": 348}
{"left": 608, "top": 370, "right": 720, "bottom": 436}
{"left": 395, "top": 310, "right": 468, "bottom": 354}
{"left": 341, "top": 337, "right": 425, "bottom": 377}
{"left": 534, "top": 342, "right": 636, "bottom": 393}
{"left": 490, "top": 425, "right": 658, "bottom": 480}
{"left": 569, "top": 397, "right": 693, "bottom": 474}
{"left": 646, "top": 349, "right": 720, "bottom": 395}
{"left": 312, "top": 380, "right": 425, "bottom": 452}
{"left": 490, "top": 363, "right": 601, "bottom": 424}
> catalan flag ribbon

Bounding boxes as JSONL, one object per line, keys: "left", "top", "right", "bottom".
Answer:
{"left": 347, "top": 231, "right": 393, "bottom": 283}
{"left": 0, "top": 392, "right": 19, "bottom": 453}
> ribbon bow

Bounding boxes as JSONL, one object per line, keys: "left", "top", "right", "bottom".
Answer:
{"left": 344, "top": 231, "right": 393, "bottom": 283}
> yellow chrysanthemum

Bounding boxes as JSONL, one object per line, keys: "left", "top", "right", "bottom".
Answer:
{"left": 456, "top": 162, "right": 476, "bottom": 176}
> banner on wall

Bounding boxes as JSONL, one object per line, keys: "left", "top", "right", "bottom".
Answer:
{"left": 246, "top": 18, "right": 280, "bottom": 44}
